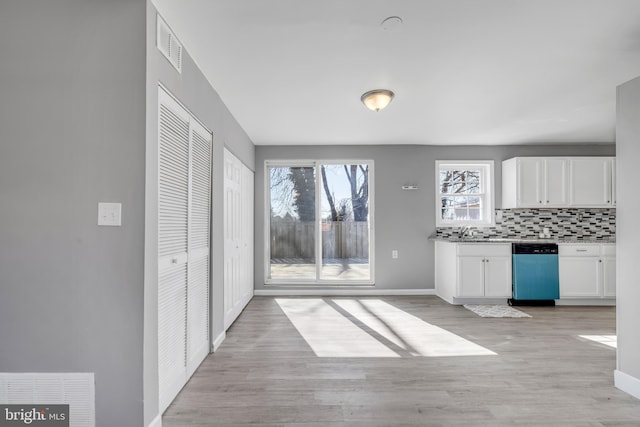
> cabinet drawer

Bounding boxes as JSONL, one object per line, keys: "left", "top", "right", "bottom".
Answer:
{"left": 457, "top": 243, "right": 511, "bottom": 257}
{"left": 601, "top": 244, "right": 616, "bottom": 256}
{"left": 558, "top": 244, "right": 600, "bottom": 256}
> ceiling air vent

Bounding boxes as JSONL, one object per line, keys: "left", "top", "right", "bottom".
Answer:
{"left": 157, "top": 14, "right": 183, "bottom": 73}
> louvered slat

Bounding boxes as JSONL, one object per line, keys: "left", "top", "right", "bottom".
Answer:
{"left": 190, "top": 123, "right": 211, "bottom": 251}
{"left": 159, "top": 102, "right": 189, "bottom": 258}
{"left": 187, "top": 256, "right": 209, "bottom": 374}
{"left": 158, "top": 264, "right": 187, "bottom": 408}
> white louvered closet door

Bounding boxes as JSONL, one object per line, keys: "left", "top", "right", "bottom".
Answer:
{"left": 158, "top": 89, "right": 190, "bottom": 411}
{"left": 158, "top": 87, "right": 212, "bottom": 412}
{"left": 223, "top": 149, "right": 254, "bottom": 330}
{"left": 187, "top": 119, "right": 211, "bottom": 376}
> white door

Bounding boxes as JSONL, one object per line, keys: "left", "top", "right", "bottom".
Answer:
{"left": 484, "top": 256, "right": 512, "bottom": 297}
{"left": 544, "top": 159, "right": 568, "bottom": 206}
{"left": 458, "top": 257, "right": 485, "bottom": 297}
{"left": 187, "top": 120, "right": 212, "bottom": 376}
{"left": 158, "top": 90, "right": 190, "bottom": 410}
{"left": 610, "top": 158, "right": 616, "bottom": 207}
{"left": 559, "top": 257, "right": 600, "bottom": 297}
{"left": 569, "top": 158, "right": 611, "bottom": 206}
{"left": 517, "top": 158, "right": 542, "bottom": 207}
{"left": 602, "top": 257, "right": 616, "bottom": 297}
{"left": 158, "top": 88, "right": 212, "bottom": 411}
{"left": 241, "top": 165, "right": 255, "bottom": 304}
{"left": 224, "top": 149, "right": 242, "bottom": 329}
{"left": 223, "top": 149, "right": 254, "bottom": 329}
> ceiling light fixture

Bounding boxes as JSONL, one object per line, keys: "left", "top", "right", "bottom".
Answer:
{"left": 361, "top": 89, "right": 395, "bottom": 112}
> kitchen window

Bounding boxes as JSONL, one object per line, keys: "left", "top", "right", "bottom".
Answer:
{"left": 435, "top": 160, "right": 494, "bottom": 227}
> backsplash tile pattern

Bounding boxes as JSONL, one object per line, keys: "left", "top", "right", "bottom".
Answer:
{"left": 435, "top": 208, "right": 616, "bottom": 240}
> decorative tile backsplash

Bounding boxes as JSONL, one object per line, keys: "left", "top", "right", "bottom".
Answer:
{"left": 436, "top": 208, "right": 616, "bottom": 240}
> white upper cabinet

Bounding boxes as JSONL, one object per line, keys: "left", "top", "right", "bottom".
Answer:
{"left": 503, "top": 157, "right": 568, "bottom": 208}
{"left": 611, "top": 158, "right": 617, "bottom": 207}
{"left": 569, "top": 158, "right": 612, "bottom": 207}
{"left": 502, "top": 157, "right": 614, "bottom": 209}
{"left": 514, "top": 157, "right": 542, "bottom": 207}
{"left": 545, "top": 158, "right": 570, "bottom": 206}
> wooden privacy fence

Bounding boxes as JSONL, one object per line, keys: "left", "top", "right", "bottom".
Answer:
{"left": 270, "top": 221, "right": 369, "bottom": 259}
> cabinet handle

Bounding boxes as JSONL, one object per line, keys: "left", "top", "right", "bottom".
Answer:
{"left": 576, "top": 249, "right": 588, "bottom": 252}
{"left": 546, "top": 200, "right": 549, "bottom": 203}
{"left": 599, "top": 259, "right": 602, "bottom": 263}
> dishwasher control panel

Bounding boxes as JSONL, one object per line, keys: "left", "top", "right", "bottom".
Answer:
{"left": 512, "top": 243, "right": 558, "bottom": 255}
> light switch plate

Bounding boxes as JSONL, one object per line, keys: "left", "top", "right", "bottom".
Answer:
{"left": 98, "top": 202, "right": 122, "bottom": 226}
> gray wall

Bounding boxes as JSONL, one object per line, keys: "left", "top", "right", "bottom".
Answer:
{"left": 616, "top": 76, "right": 640, "bottom": 385}
{"left": 0, "top": 1, "right": 147, "bottom": 426}
{"left": 144, "top": 2, "right": 255, "bottom": 425}
{"left": 255, "top": 144, "right": 615, "bottom": 291}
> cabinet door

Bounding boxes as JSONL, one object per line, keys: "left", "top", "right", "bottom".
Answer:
{"left": 544, "top": 158, "right": 568, "bottom": 206}
{"left": 569, "top": 158, "right": 611, "bottom": 207}
{"left": 458, "top": 256, "right": 485, "bottom": 297}
{"left": 611, "top": 158, "right": 616, "bottom": 207}
{"left": 484, "top": 256, "right": 512, "bottom": 297}
{"left": 602, "top": 257, "right": 616, "bottom": 297}
{"left": 559, "top": 257, "right": 600, "bottom": 297}
{"left": 517, "top": 158, "right": 542, "bottom": 207}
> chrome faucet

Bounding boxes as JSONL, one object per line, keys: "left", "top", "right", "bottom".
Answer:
{"left": 458, "top": 226, "right": 472, "bottom": 238}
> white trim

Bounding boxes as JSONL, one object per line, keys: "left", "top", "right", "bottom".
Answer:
{"left": 555, "top": 299, "right": 616, "bottom": 306}
{"left": 147, "top": 414, "right": 162, "bottom": 427}
{"left": 255, "top": 289, "right": 436, "bottom": 296}
{"left": 615, "top": 370, "right": 640, "bottom": 400}
{"left": 212, "top": 331, "right": 226, "bottom": 352}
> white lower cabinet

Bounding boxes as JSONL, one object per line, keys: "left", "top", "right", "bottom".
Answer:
{"left": 558, "top": 244, "right": 615, "bottom": 299}
{"left": 435, "top": 242, "right": 511, "bottom": 303}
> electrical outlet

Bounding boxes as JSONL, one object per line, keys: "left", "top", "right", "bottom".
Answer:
{"left": 392, "top": 250, "right": 398, "bottom": 259}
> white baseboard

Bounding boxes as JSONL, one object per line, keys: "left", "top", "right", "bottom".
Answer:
{"left": 147, "top": 413, "right": 162, "bottom": 427}
{"left": 615, "top": 369, "right": 640, "bottom": 400}
{"left": 254, "top": 289, "right": 436, "bottom": 296}
{"left": 212, "top": 331, "right": 226, "bottom": 352}
{"left": 556, "top": 299, "right": 616, "bottom": 306}
{"left": 451, "top": 297, "right": 510, "bottom": 306}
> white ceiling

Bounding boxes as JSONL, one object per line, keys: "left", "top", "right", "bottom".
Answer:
{"left": 152, "top": 0, "right": 640, "bottom": 146}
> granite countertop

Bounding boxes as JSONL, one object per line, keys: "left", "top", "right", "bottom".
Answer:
{"left": 428, "top": 234, "right": 616, "bottom": 244}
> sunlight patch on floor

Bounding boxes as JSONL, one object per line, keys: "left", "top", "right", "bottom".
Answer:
{"left": 276, "top": 298, "right": 399, "bottom": 357}
{"left": 276, "top": 298, "right": 497, "bottom": 358}
{"left": 579, "top": 335, "right": 617, "bottom": 348}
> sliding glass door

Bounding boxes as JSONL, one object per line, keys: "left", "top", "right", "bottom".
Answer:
{"left": 268, "top": 165, "right": 317, "bottom": 280}
{"left": 267, "top": 161, "right": 373, "bottom": 284}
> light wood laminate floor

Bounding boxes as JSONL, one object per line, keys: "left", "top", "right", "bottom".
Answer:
{"left": 163, "top": 296, "right": 640, "bottom": 426}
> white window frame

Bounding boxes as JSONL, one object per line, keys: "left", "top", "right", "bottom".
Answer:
{"left": 264, "top": 159, "right": 375, "bottom": 285}
{"left": 435, "top": 160, "right": 495, "bottom": 227}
